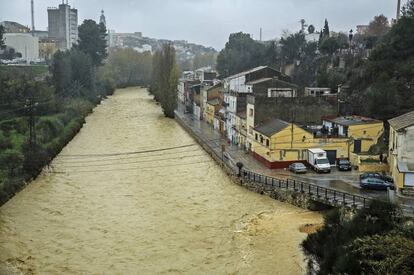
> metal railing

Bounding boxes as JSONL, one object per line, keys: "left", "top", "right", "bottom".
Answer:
{"left": 241, "top": 169, "right": 372, "bottom": 209}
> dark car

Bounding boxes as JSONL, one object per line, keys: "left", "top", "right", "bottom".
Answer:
{"left": 338, "top": 159, "right": 352, "bottom": 171}
{"left": 359, "top": 173, "right": 395, "bottom": 190}
{"left": 359, "top": 172, "right": 394, "bottom": 183}
{"left": 289, "top": 163, "right": 307, "bottom": 174}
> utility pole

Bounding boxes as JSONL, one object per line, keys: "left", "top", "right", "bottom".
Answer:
{"left": 26, "top": 97, "right": 38, "bottom": 148}
{"left": 290, "top": 97, "right": 296, "bottom": 149}
{"left": 260, "top": 27, "right": 262, "bottom": 41}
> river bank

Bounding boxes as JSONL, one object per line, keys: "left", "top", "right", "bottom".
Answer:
{"left": 0, "top": 95, "right": 110, "bottom": 206}
{"left": 0, "top": 87, "right": 322, "bottom": 274}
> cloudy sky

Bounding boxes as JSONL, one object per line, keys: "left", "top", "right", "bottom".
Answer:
{"left": 0, "top": 0, "right": 405, "bottom": 49}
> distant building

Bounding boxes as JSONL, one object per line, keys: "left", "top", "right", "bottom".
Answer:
{"left": 48, "top": 2, "right": 78, "bottom": 50}
{"left": 39, "top": 39, "right": 58, "bottom": 60}
{"left": 304, "top": 87, "right": 334, "bottom": 97}
{"left": 389, "top": 111, "right": 414, "bottom": 192}
{"left": 305, "top": 32, "right": 320, "bottom": 43}
{"left": 109, "top": 32, "right": 143, "bottom": 48}
{"left": 4, "top": 33, "right": 39, "bottom": 62}
{"left": 0, "top": 21, "right": 30, "bottom": 33}
{"left": 195, "top": 67, "right": 217, "bottom": 85}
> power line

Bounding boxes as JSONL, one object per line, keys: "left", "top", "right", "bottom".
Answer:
{"left": 54, "top": 144, "right": 221, "bottom": 164}
{"left": 58, "top": 144, "right": 199, "bottom": 158}
{"left": 58, "top": 138, "right": 223, "bottom": 159}
{"left": 51, "top": 160, "right": 212, "bottom": 174}
{"left": 58, "top": 153, "right": 208, "bottom": 168}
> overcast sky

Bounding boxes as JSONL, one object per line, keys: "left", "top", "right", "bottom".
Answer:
{"left": 0, "top": 0, "right": 405, "bottom": 49}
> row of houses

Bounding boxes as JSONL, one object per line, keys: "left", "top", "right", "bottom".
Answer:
{"left": 178, "top": 66, "right": 413, "bottom": 191}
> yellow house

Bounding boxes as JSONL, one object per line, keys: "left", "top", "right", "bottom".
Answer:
{"left": 322, "top": 116, "right": 384, "bottom": 153}
{"left": 251, "top": 119, "right": 351, "bottom": 169}
{"left": 206, "top": 98, "right": 220, "bottom": 125}
{"left": 202, "top": 83, "right": 223, "bottom": 121}
{"left": 388, "top": 111, "right": 414, "bottom": 192}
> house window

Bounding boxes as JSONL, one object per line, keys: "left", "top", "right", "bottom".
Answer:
{"left": 266, "top": 139, "right": 270, "bottom": 147}
{"left": 260, "top": 136, "right": 264, "bottom": 144}
{"left": 249, "top": 108, "right": 254, "bottom": 117}
{"left": 255, "top": 133, "right": 258, "bottom": 141}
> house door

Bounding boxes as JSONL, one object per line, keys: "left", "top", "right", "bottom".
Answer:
{"left": 326, "top": 150, "right": 337, "bottom": 165}
{"left": 354, "top": 140, "right": 362, "bottom": 153}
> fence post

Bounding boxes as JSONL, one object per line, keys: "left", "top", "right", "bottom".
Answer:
{"left": 363, "top": 198, "right": 366, "bottom": 208}
{"left": 353, "top": 195, "right": 355, "bottom": 206}
{"left": 272, "top": 178, "right": 274, "bottom": 187}
{"left": 334, "top": 191, "right": 336, "bottom": 201}
{"left": 317, "top": 186, "right": 319, "bottom": 197}
{"left": 300, "top": 182, "right": 304, "bottom": 193}
{"left": 343, "top": 193, "right": 346, "bottom": 205}
{"left": 325, "top": 189, "right": 328, "bottom": 200}
{"left": 308, "top": 184, "right": 311, "bottom": 195}
{"left": 279, "top": 179, "right": 281, "bottom": 188}
{"left": 293, "top": 180, "right": 296, "bottom": 191}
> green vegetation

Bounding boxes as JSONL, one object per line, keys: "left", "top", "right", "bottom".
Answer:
{"left": 216, "top": 32, "right": 269, "bottom": 77}
{"left": 302, "top": 201, "right": 414, "bottom": 274}
{"left": 346, "top": 1, "right": 414, "bottom": 120}
{"left": 0, "top": 17, "right": 153, "bottom": 205}
{"left": 77, "top": 20, "right": 108, "bottom": 66}
{"left": 0, "top": 25, "right": 4, "bottom": 49}
{"left": 149, "top": 44, "right": 179, "bottom": 118}
{"left": 100, "top": 48, "right": 152, "bottom": 88}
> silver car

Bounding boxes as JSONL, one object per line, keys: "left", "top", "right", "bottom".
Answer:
{"left": 289, "top": 163, "right": 308, "bottom": 174}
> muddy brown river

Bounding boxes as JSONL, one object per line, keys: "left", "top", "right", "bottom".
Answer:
{"left": 0, "top": 87, "right": 322, "bottom": 274}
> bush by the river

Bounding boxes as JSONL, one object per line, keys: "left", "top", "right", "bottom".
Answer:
{"left": 302, "top": 200, "right": 414, "bottom": 274}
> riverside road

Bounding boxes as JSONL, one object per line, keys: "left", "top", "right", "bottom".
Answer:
{"left": 175, "top": 104, "right": 414, "bottom": 214}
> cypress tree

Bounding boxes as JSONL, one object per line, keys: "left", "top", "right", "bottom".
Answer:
{"left": 323, "top": 19, "right": 330, "bottom": 38}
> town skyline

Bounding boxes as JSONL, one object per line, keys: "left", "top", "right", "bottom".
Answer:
{"left": 1, "top": 0, "right": 403, "bottom": 49}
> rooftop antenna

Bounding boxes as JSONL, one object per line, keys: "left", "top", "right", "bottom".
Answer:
{"left": 31, "top": 0, "right": 35, "bottom": 36}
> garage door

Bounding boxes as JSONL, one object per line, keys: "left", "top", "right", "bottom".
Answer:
{"left": 326, "top": 150, "right": 337, "bottom": 165}
{"left": 405, "top": 173, "right": 414, "bottom": 187}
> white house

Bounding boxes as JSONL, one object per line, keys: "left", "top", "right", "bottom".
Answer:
{"left": 305, "top": 87, "right": 333, "bottom": 97}
{"left": 4, "top": 33, "right": 39, "bottom": 62}
{"left": 223, "top": 66, "right": 281, "bottom": 144}
{"left": 389, "top": 111, "right": 414, "bottom": 191}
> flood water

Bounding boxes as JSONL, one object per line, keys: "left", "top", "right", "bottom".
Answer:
{"left": 0, "top": 87, "right": 322, "bottom": 275}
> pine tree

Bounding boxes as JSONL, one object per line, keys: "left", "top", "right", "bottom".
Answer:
{"left": 78, "top": 20, "right": 107, "bottom": 66}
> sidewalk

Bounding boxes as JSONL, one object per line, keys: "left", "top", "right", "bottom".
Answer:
{"left": 175, "top": 107, "right": 414, "bottom": 213}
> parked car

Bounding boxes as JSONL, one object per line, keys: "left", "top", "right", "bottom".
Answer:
{"left": 359, "top": 173, "right": 395, "bottom": 190}
{"left": 359, "top": 172, "right": 394, "bottom": 183}
{"left": 337, "top": 159, "right": 352, "bottom": 171}
{"left": 289, "top": 163, "right": 308, "bottom": 174}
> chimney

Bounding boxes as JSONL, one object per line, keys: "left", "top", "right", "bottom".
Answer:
{"left": 31, "top": 0, "right": 35, "bottom": 36}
